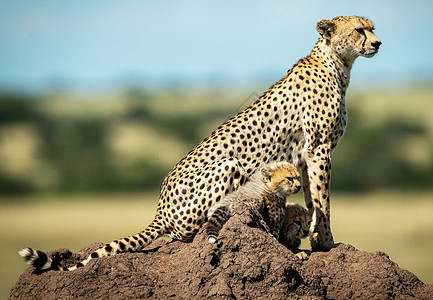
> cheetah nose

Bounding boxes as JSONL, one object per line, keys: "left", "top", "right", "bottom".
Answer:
{"left": 372, "top": 41, "right": 382, "bottom": 50}
{"left": 303, "top": 230, "right": 310, "bottom": 236}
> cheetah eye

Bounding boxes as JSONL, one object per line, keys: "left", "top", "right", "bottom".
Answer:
{"left": 286, "top": 177, "right": 294, "bottom": 183}
{"left": 355, "top": 28, "right": 365, "bottom": 35}
{"left": 294, "top": 220, "right": 302, "bottom": 226}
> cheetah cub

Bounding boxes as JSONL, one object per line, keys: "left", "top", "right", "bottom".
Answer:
{"left": 279, "top": 203, "right": 312, "bottom": 259}
{"left": 206, "top": 161, "right": 301, "bottom": 244}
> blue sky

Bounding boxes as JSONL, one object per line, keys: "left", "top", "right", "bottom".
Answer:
{"left": 1, "top": 0, "right": 433, "bottom": 91}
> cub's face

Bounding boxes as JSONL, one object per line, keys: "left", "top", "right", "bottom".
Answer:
{"left": 283, "top": 203, "right": 312, "bottom": 240}
{"left": 261, "top": 162, "right": 301, "bottom": 198}
{"left": 291, "top": 213, "right": 311, "bottom": 239}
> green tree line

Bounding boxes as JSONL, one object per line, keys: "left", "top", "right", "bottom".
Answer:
{"left": 0, "top": 89, "right": 432, "bottom": 195}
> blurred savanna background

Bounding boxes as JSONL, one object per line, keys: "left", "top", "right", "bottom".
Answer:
{"left": 1, "top": 1, "right": 433, "bottom": 297}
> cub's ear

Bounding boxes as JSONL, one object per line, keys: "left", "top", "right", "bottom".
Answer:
{"left": 316, "top": 19, "right": 335, "bottom": 39}
{"left": 260, "top": 167, "right": 272, "bottom": 183}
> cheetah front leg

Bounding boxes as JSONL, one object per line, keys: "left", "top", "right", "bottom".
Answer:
{"left": 302, "top": 144, "right": 336, "bottom": 251}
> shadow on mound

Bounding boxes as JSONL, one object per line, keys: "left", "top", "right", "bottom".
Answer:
{"left": 10, "top": 207, "right": 433, "bottom": 299}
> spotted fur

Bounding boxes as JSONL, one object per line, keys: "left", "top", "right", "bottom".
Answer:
{"left": 206, "top": 161, "right": 301, "bottom": 243}
{"left": 279, "top": 203, "right": 312, "bottom": 259}
{"left": 19, "top": 16, "right": 381, "bottom": 271}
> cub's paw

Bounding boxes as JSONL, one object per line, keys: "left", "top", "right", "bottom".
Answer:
{"left": 207, "top": 235, "right": 217, "bottom": 244}
{"left": 295, "top": 251, "right": 308, "bottom": 260}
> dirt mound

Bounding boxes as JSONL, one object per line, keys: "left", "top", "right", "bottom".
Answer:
{"left": 10, "top": 207, "right": 433, "bottom": 299}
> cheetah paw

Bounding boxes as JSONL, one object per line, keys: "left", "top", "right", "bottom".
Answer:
{"left": 295, "top": 251, "right": 308, "bottom": 260}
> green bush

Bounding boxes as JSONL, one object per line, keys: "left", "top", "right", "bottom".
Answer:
{"left": 0, "top": 93, "right": 40, "bottom": 123}
{"left": 332, "top": 109, "right": 432, "bottom": 191}
{"left": 38, "top": 118, "right": 117, "bottom": 191}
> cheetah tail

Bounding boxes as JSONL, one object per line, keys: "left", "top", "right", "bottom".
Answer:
{"left": 206, "top": 206, "right": 231, "bottom": 244}
{"left": 19, "top": 219, "right": 165, "bottom": 271}
{"left": 18, "top": 247, "right": 62, "bottom": 271}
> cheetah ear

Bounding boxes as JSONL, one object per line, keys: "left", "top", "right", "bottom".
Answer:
{"left": 260, "top": 167, "right": 272, "bottom": 183}
{"left": 316, "top": 19, "right": 335, "bottom": 40}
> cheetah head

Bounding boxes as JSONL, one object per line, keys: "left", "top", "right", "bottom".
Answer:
{"left": 316, "top": 16, "right": 381, "bottom": 62}
{"left": 284, "top": 203, "right": 311, "bottom": 240}
{"left": 261, "top": 162, "right": 301, "bottom": 198}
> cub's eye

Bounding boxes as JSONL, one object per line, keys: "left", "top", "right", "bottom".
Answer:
{"left": 355, "top": 28, "right": 365, "bottom": 35}
{"left": 286, "top": 177, "right": 294, "bottom": 183}
{"left": 294, "top": 221, "right": 302, "bottom": 226}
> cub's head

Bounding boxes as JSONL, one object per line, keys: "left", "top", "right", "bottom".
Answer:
{"left": 282, "top": 203, "right": 311, "bottom": 240}
{"left": 316, "top": 16, "right": 381, "bottom": 61}
{"left": 260, "top": 161, "right": 301, "bottom": 198}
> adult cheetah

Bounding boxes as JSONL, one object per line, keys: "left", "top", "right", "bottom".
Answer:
{"left": 20, "top": 16, "right": 381, "bottom": 271}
